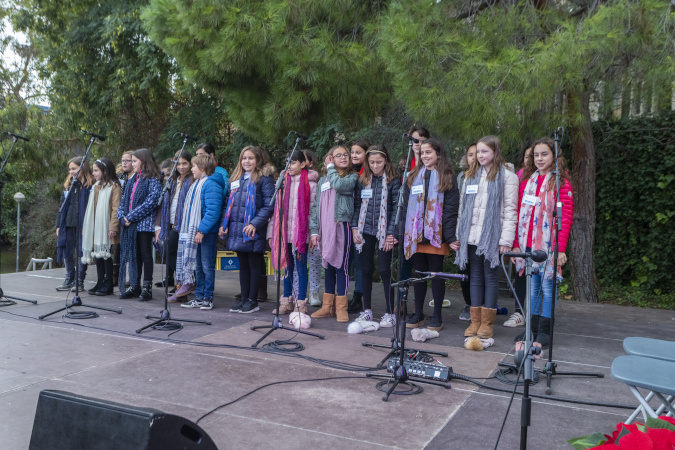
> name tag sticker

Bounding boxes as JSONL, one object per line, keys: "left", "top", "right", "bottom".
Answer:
{"left": 321, "top": 181, "right": 331, "bottom": 192}
{"left": 411, "top": 185, "right": 424, "bottom": 195}
{"left": 466, "top": 185, "right": 478, "bottom": 194}
{"left": 179, "top": 232, "right": 190, "bottom": 241}
{"left": 361, "top": 189, "right": 373, "bottom": 199}
{"left": 523, "top": 194, "right": 538, "bottom": 206}
{"left": 230, "top": 180, "right": 240, "bottom": 190}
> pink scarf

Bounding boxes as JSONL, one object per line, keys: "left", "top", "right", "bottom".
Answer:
{"left": 271, "top": 170, "right": 310, "bottom": 271}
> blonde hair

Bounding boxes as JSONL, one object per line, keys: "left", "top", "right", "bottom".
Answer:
{"left": 192, "top": 154, "right": 217, "bottom": 176}
{"left": 115, "top": 150, "right": 134, "bottom": 174}
{"left": 465, "top": 135, "right": 507, "bottom": 182}
{"left": 230, "top": 146, "right": 267, "bottom": 184}
{"left": 321, "top": 145, "right": 355, "bottom": 178}
{"left": 63, "top": 156, "right": 94, "bottom": 189}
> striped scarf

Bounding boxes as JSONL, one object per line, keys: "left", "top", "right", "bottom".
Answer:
{"left": 176, "top": 176, "right": 207, "bottom": 285}
{"left": 271, "top": 171, "right": 310, "bottom": 271}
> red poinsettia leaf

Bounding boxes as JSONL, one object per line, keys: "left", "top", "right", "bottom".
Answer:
{"left": 605, "top": 434, "right": 616, "bottom": 444}
{"left": 617, "top": 430, "right": 654, "bottom": 450}
{"left": 645, "top": 428, "right": 675, "bottom": 450}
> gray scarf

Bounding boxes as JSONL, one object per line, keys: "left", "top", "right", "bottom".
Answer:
{"left": 455, "top": 166, "right": 505, "bottom": 269}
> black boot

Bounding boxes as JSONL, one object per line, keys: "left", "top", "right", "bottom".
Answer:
{"left": 347, "top": 291, "right": 362, "bottom": 314}
{"left": 94, "top": 278, "right": 113, "bottom": 296}
{"left": 514, "top": 314, "right": 539, "bottom": 342}
{"left": 257, "top": 276, "right": 268, "bottom": 302}
{"left": 120, "top": 285, "right": 141, "bottom": 299}
{"left": 535, "top": 317, "right": 551, "bottom": 349}
{"left": 140, "top": 282, "right": 153, "bottom": 301}
{"left": 88, "top": 279, "right": 104, "bottom": 295}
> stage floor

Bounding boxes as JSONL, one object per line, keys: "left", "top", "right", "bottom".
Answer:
{"left": 0, "top": 266, "right": 671, "bottom": 449}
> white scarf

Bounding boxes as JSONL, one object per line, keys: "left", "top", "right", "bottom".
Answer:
{"left": 81, "top": 182, "right": 113, "bottom": 264}
{"left": 176, "top": 176, "right": 207, "bottom": 285}
{"left": 355, "top": 175, "right": 388, "bottom": 252}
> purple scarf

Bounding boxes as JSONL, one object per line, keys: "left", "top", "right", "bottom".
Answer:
{"left": 159, "top": 176, "right": 192, "bottom": 240}
{"left": 403, "top": 168, "right": 443, "bottom": 260}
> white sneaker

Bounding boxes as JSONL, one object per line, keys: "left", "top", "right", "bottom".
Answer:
{"left": 181, "top": 299, "right": 203, "bottom": 309}
{"left": 503, "top": 312, "right": 525, "bottom": 327}
{"left": 308, "top": 290, "right": 321, "bottom": 306}
{"left": 379, "top": 313, "right": 396, "bottom": 328}
{"left": 356, "top": 310, "right": 373, "bottom": 322}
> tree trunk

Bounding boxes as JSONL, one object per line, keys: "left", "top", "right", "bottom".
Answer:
{"left": 567, "top": 89, "right": 599, "bottom": 303}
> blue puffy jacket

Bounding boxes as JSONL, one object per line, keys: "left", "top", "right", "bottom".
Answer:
{"left": 198, "top": 172, "right": 225, "bottom": 234}
{"left": 222, "top": 164, "right": 276, "bottom": 253}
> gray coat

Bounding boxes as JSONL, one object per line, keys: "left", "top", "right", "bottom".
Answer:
{"left": 310, "top": 166, "right": 358, "bottom": 235}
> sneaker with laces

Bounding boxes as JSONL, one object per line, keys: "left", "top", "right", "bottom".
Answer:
{"left": 356, "top": 310, "right": 373, "bottom": 322}
{"left": 503, "top": 311, "right": 525, "bottom": 327}
{"left": 239, "top": 299, "right": 259, "bottom": 314}
{"left": 459, "top": 305, "right": 471, "bottom": 321}
{"left": 379, "top": 313, "right": 396, "bottom": 328}
{"left": 229, "top": 298, "right": 245, "bottom": 312}
{"left": 200, "top": 300, "right": 213, "bottom": 310}
{"left": 181, "top": 299, "right": 203, "bottom": 309}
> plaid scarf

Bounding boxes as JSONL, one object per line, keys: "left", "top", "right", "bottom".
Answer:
{"left": 159, "top": 176, "right": 192, "bottom": 240}
{"left": 176, "top": 177, "right": 207, "bottom": 285}
{"left": 355, "top": 175, "right": 388, "bottom": 252}
{"left": 271, "top": 171, "right": 310, "bottom": 271}
{"left": 403, "top": 168, "right": 443, "bottom": 260}
{"left": 515, "top": 172, "right": 561, "bottom": 280}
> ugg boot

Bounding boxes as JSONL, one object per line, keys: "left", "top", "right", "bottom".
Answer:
{"left": 514, "top": 315, "right": 539, "bottom": 342}
{"left": 477, "top": 307, "right": 497, "bottom": 339}
{"left": 347, "top": 291, "right": 362, "bottom": 314}
{"left": 294, "top": 299, "right": 309, "bottom": 314}
{"left": 272, "top": 296, "right": 293, "bottom": 315}
{"left": 335, "top": 295, "right": 349, "bottom": 322}
{"left": 88, "top": 278, "right": 104, "bottom": 295}
{"left": 94, "top": 278, "right": 113, "bottom": 296}
{"left": 311, "top": 293, "right": 336, "bottom": 318}
{"left": 534, "top": 316, "right": 551, "bottom": 348}
{"left": 464, "top": 307, "right": 483, "bottom": 337}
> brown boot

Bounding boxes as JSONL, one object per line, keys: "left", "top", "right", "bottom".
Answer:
{"left": 294, "top": 299, "right": 308, "bottom": 314}
{"left": 477, "top": 307, "right": 497, "bottom": 339}
{"left": 311, "top": 293, "right": 336, "bottom": 318}
{"left": 464, "top": 307, "right": 483, "bottom": 337}
{"left": 335, "top": 296, "right": 349, "bottom": 322}
{"left": 272, "top": 296, "right": 293, "bottom": 315}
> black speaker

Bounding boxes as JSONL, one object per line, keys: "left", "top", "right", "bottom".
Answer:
{"left": 29, "top": 390, "right": 218, "bottom": 450}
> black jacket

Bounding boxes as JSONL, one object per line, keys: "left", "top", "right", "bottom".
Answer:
{"left": 352, "top": 175, "right": 402, "bottom": 237}
{"left": 397, "top": 172, "right": 459, "bottom": 243}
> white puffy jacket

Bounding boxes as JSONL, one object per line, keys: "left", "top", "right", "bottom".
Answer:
{"left": 456, "top": 167, "right": 519, "bottom": 248}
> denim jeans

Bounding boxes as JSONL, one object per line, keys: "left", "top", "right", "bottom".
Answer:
{"left": 195, "top": 232, "right": 217, "bottom": 300}
{"left": 284, "top": 244, "right": 308, "bottom": 300}
{"left": 530, "top": 271, "right": 555, "bottom": 318}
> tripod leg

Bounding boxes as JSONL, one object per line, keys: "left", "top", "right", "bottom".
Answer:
{"left": 136, "top": 318, "right": 164, "bottom": 334}
{"left": 251, "top": 326, "right": 276, "bottom": 348}
{"left": 383, "top": 378, "right": 401, "bottom": 402}
{"left": 3, "top": 295, "right": 37, "bottom": 304}
{"left": 38, "top": 306, "right": 69, "bottom": 320}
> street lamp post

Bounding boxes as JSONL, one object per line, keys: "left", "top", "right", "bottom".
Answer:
{"left": 14, "top": 192, "right": 25, "bottom": 272}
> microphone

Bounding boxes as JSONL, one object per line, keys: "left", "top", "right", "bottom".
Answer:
{"left": 290, "top": 131, "right": 308, "bottom": 140}
{"left": 550, "top": 126, "right": 564, "bottom": 137}
{"left": 417, "top": 271, "right": 468, "bottom": 282}
{"left": 503, "top": 249, "right": 548, "bottom": 263}
{"left": 176, "top": 132, "right": 199, "bottom": 141}
{"left": 82, "top": 130, "right": 106, "bottom": 142}
{"left": 4, "top": 132, "right": 29, "bottom": 142}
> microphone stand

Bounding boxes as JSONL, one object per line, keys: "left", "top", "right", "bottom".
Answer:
{"left": 538, "top": 128, "right": 603, "bottom": 393}
{"left": 40, "top": 135, "right": 122, "bottom": 319}
{"left": 0, "top": 134, "right": 37, "bottom": 306}
{"left": 366, "top": 275, "right": 452, "bottom": 401}
{"left": 362, "top": 135, "right": 447, "bottom": 367}
{"left": 136, "top": 135, "right": 211, "bottom": 334}
{"left": 250, "top": 133, "right": 325, "bottom": 347}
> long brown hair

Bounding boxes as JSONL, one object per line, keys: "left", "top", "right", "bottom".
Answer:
{"left": 93, "top": 158, "right": 122, "bottom": 188}
{"left": 132, "top": 148, "right": 162, "bottom": 180}
{"left": 63, "top": 156, "right": 94, "bottom": 189}
{"left": 302, "top": 149, "right": 318, "bottom": 170}
{"left": 406, "top": 138, "right": 455, "bottom": 191}
{"left": 322, "top": 145, "right": 355, "bottom": 178}
{"left": 522, "top": 137, "right": 570, "bottom": 191}
{"left": 360, "top": 144, "right": 397, "bottom": 185}
{"left": 465, "top": 135, "right": 507, "bottom": 181}
{"left": 230, "top": 145, "right": 268, "bottom": 184}
{"left": 171, "top": 149, "right": 193, "bottom": 183}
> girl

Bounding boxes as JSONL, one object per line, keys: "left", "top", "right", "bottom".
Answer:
{"left": 310, "top": 145, "right": 359, "bottom": 322}
{"left": 456, "top": 143, "right": 476, "bottom": 322}
{"left": 300, "top": 149, "right": 322, "bottom": 306}
{"left": 512, "top": 137, "right": 573, "bottom": 348}
{"left": 116, "top": 151, "right": 134, "bottom": 188}
{"left": 351, "top": 144, "right": 401, "bottom": 328}
{"left": 400, "top": 138, "right": 459, "bottom": 332}
{"left": 155, "top": 150, "right": 193, "bottom": 295}
{"left": 268, "top": 151, "right": 317, "bottom": 314}
{"left": 81, "top": 158, "right": 122, "bottom": 296}
{"left": 347, "top": 140, "right": 369, "bottom": 313}
{"left": 452, "top": 135, "right": 519, "bottom": 346}
{"left": 407, "top": 126, "right": 430, "bottom": 171}
{"left": 117, "top": 148, "right": 162, "bottom": 300}
{"left": 55, "top": 157, "right": 94, "bottom": 292}
{"left": 515, "top": 144, "right": 533, "bottom": 182}
{"left": 220, "top": 146, "right": 275, "bottom": 314}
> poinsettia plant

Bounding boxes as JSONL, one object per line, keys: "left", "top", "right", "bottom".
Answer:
{"left": 568, "top": 416, "right": 675, "bottom": 449}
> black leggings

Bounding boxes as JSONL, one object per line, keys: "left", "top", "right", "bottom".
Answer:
{"left": 460, "top": 264, "right": 471, "bottom": 306}
{"left": 136, "top": 232, "right": 154, "bottom": 284}
{"left": 162, "top": 229, "right": 179, "bottom": 281}
{"left": 95, "top": 258, "right": 113, "bottom": 280}
{"left": 468, "top": 245, "right": 500, "bottom": 309}
{"left": 413, "top": 252, "right": 445, "bottom": 319}
{"left": 361, "top": 235, "right": 394, "bottom": 314}
{"left": 237, "top": 251, "right": 265, "bottom": 300}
